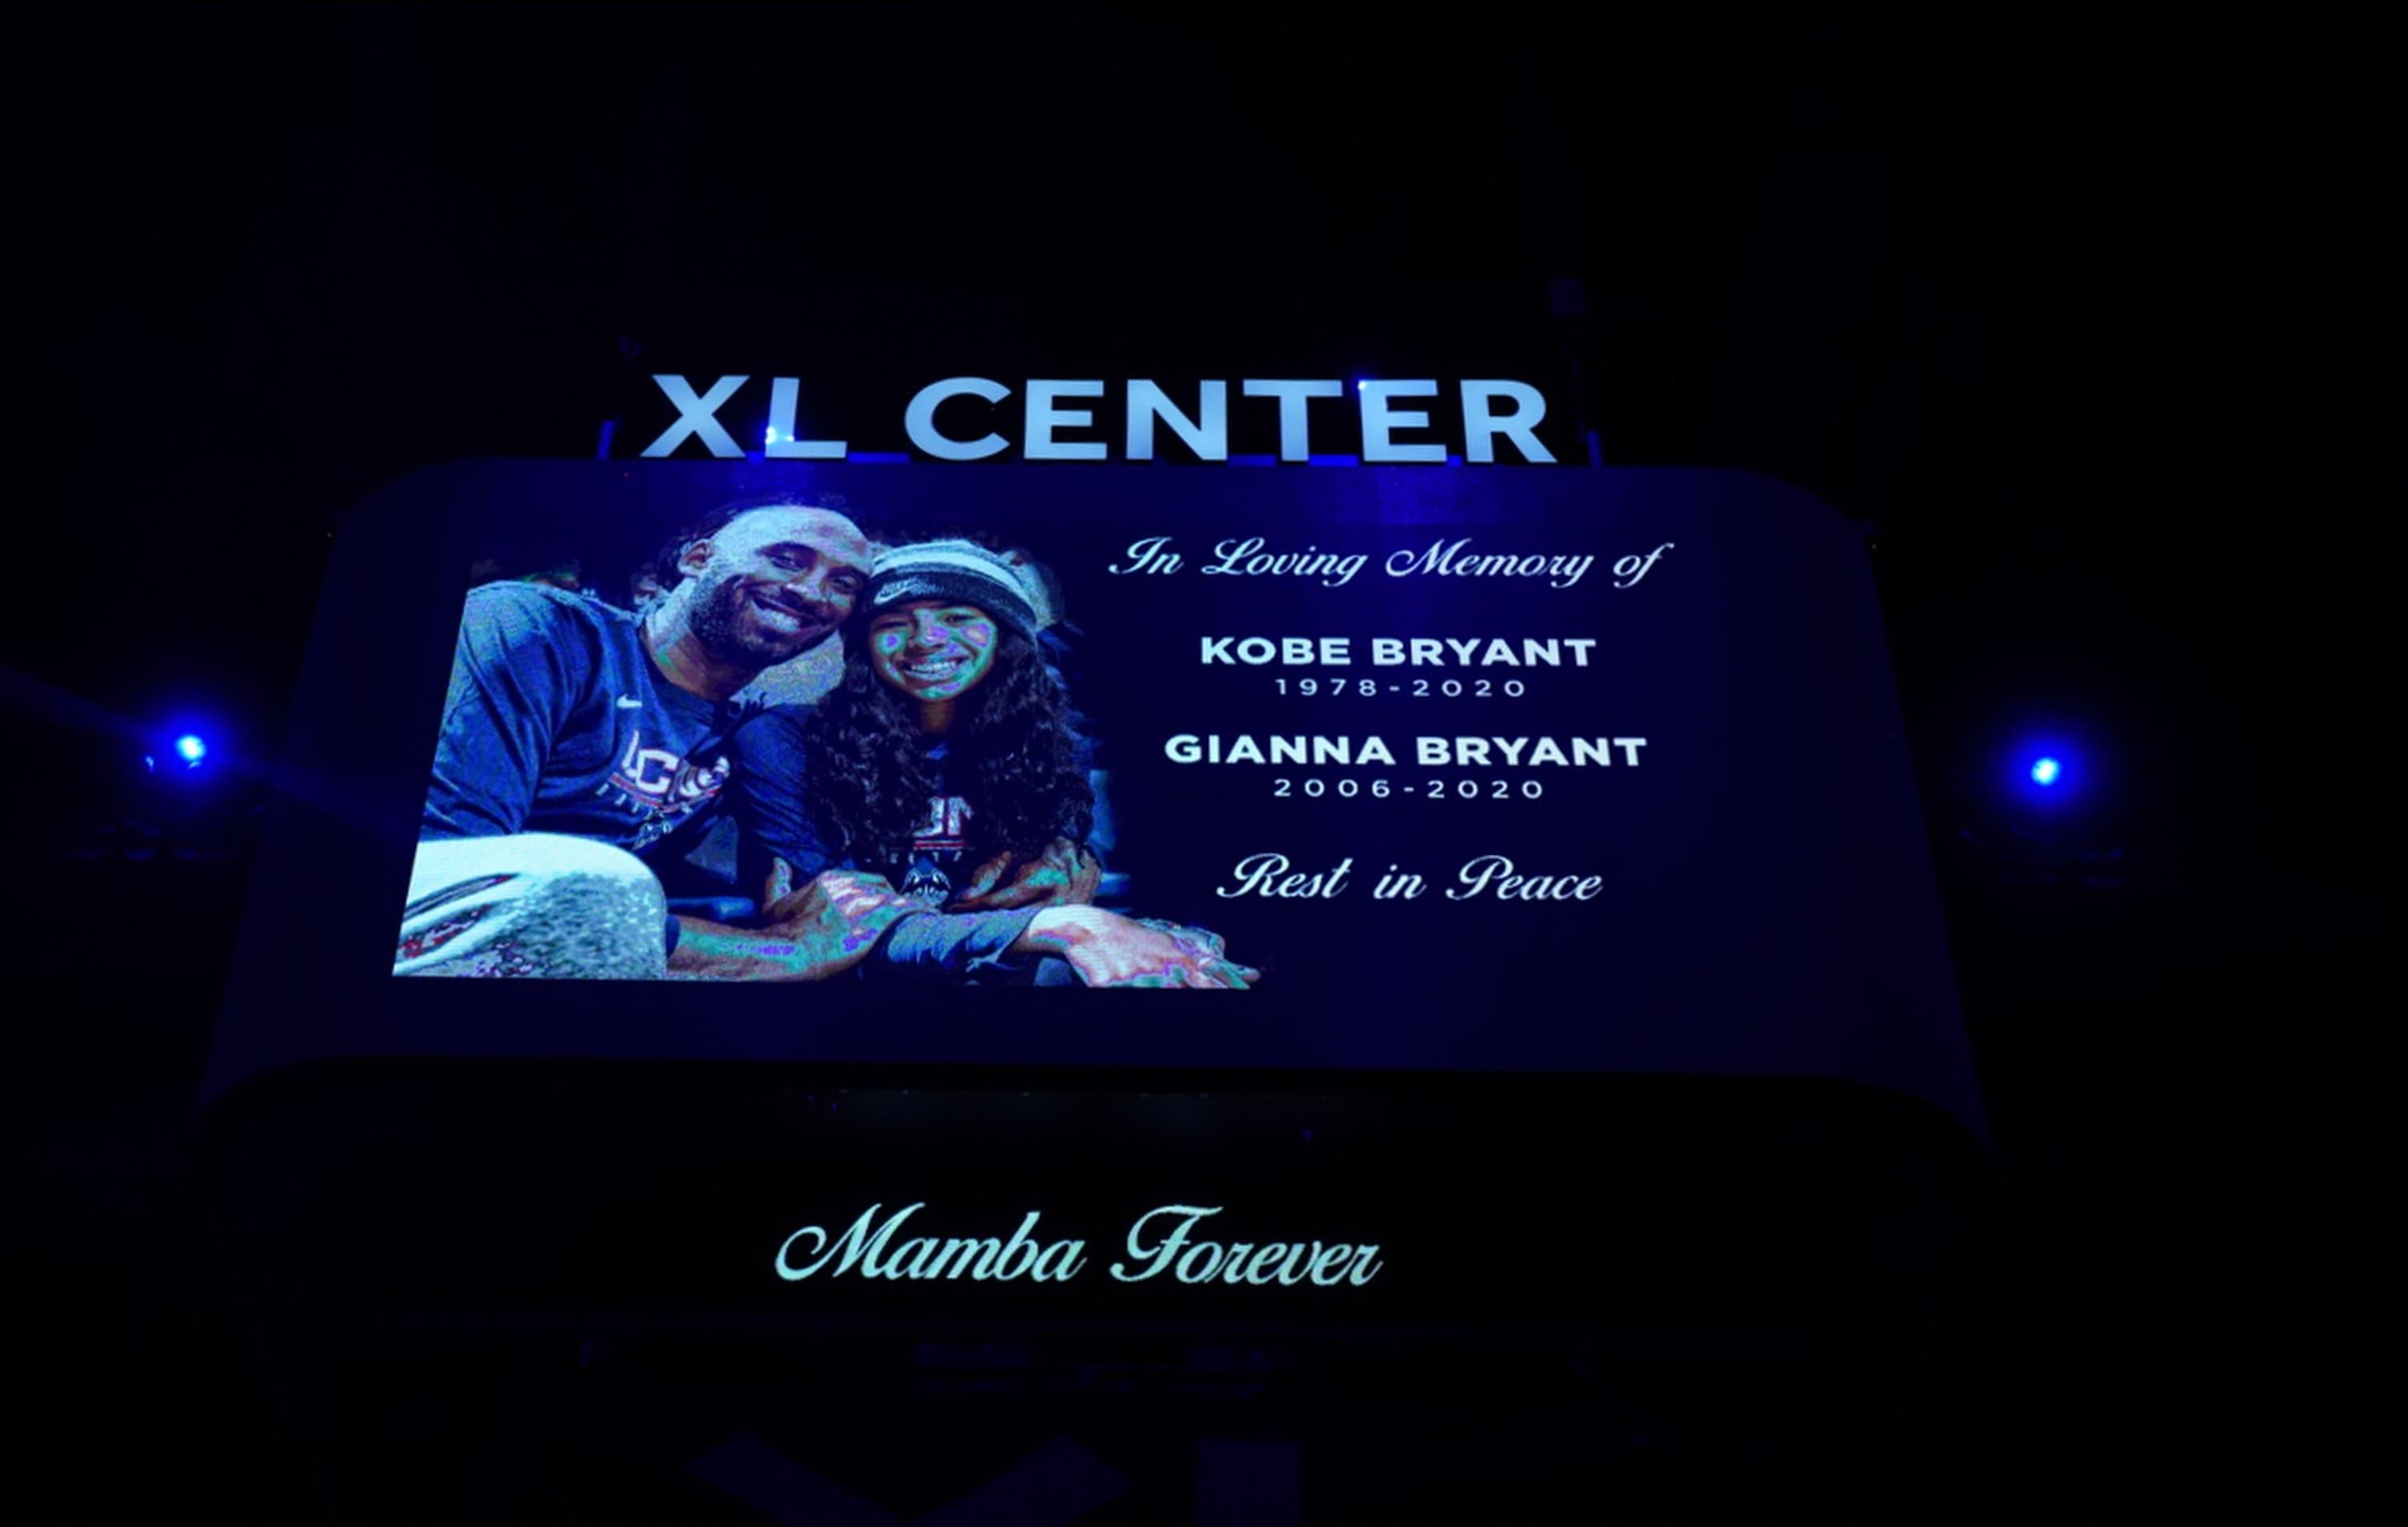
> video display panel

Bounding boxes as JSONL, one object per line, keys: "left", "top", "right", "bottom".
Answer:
{"left": 209, "top": 462, "right": 1974, "bottom": 1127}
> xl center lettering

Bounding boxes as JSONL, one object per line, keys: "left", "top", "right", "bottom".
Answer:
{"left": 642, "top": 373, "right": 1557, "bottom": 462}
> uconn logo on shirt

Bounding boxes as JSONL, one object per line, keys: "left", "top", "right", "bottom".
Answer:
{"left": 606, "top": 727, "right": 730, "bottom": 841}
{"left": 913, "top": 793, "right": 971, "bottom": 853}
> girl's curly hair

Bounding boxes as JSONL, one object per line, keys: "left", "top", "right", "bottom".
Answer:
{"left": 802, "top": 628, "right": 1093, "bottom": 871}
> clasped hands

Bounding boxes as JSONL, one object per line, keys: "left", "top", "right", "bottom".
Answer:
{"left": 759, "top": 838, "right": 1255, "bottom": 988}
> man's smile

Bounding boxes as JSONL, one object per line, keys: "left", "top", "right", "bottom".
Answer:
{"left": 748, "top": 585, "right": 824, "bottom": 632}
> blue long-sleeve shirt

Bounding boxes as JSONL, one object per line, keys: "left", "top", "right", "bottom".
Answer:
{"left": 421, "top": 583, "right": 740, "bottom": 853}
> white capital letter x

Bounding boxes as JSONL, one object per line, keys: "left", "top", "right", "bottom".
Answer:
{"left": 640, "top": 374, "right": 749, "bottom": 458}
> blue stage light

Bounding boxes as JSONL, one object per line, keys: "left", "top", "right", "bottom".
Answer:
{"left": 175, "top": 733, "right": 207, "bottom": 764}
{"left": 2004, "top": 737, "right": 2085, "bottom": 807}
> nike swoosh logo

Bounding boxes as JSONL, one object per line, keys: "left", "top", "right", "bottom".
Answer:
{"left": 616, "top": 695, "right": 645, "bottom": 710}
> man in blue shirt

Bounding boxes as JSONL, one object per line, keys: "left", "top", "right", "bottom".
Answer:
{"left": 400, "top": 499, "right": 924, "bottom": 979}
{"left": 400, "top": 501, "right": 1251, "bottom": 986}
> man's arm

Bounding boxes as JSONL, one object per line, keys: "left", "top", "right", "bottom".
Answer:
{"left": 1010, "top": 906, "right": 1258, "bottom": 988}
{"left": 726, "top": 706, "right": 844, "bottom": 899}
{"left": 423, "top": 584, "right": 588, "bottom": 838}
{"left": 668, "top": 870, "right": 922, "bottom": 980}
{"left": 949, "top": 837, "right": 1102, "bottom": 910}
{"left": 721, "top": 865, "right": 1256, "bottom": 987}
{"left": 752, "top": 851, "right": 1047, "bottom": 979}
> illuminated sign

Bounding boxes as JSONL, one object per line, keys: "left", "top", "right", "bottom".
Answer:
{"left": 640, "top": 374, "right": 1559, "bottom": 462}
{"left": 209, "top": 458, "right": 1975, "bottom": 1140}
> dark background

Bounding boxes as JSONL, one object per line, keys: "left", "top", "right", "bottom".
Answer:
{"left": 18, "top": 5, "right": 2393, "bottom": 1521}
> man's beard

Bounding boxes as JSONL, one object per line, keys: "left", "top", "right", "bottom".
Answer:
{"left": 689, "top": 574, "right": 822, "bottom": 666}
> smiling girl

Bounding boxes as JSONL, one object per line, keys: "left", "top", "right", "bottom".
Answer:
{"left": 732, "top": 540, "right": 1254, "bottom": 987}
{"left": 804, "top": 540, "right": 1093, "bottom": 908}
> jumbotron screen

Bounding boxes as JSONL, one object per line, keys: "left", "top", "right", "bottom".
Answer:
{"left": 209, "top": 461, "right": 1974, "bottom": 1127}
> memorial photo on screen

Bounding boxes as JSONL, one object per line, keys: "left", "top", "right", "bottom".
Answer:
{"left": 189, "top": 457, "right": 1966, "bottom": 1119}
{"left": 398, "top": 492, "right": 1254, "bottom": 987}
